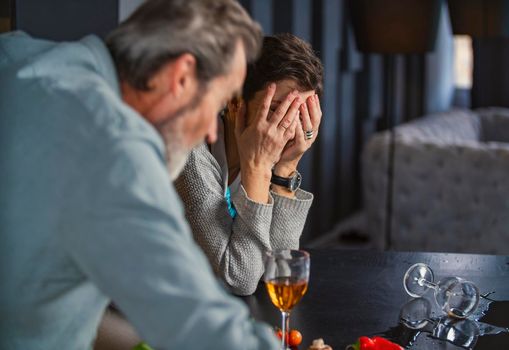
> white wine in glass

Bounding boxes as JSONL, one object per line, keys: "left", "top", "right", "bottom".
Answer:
{"left": 264, "top": 250, "right": 310, "bottom": 350}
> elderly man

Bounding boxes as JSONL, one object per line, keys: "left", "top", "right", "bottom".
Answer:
{"left": 0, "top": 1, "right": 281, "bottom": 349}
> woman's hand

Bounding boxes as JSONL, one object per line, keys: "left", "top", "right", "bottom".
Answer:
{"left": 234, "top": 83, "right": 302, "bottom": 203}
{"left": 274, "top": 94, "right": 322, "bottom": 177}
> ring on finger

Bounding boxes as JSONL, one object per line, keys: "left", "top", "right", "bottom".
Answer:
{"left": 304, "top": 129, "right": 314, "bottom": 140}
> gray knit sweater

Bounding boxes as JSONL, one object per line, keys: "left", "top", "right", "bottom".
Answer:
{"left": 175, "top": 142, "right": 313, "bottom": 295}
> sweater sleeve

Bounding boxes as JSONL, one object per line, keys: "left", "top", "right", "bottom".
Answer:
{"left": 175, "top": 145, "right": 274, "bottom": 296}
{"left": 269, "top": 189, "right": 313, "bottom": 249}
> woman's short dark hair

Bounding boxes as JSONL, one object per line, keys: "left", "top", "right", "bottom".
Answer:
{"left": 242, "top": 33, "right": 323, "bottom": 101}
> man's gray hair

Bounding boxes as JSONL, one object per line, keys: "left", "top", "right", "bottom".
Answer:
{"left": 106, "top": 0, "right": 262, "bottom": 91}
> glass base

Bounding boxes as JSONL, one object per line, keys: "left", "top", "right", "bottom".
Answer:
{"left": 403, "top": 263, "right": 434, "bottom": 298}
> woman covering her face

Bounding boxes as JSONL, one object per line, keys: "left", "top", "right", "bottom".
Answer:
{"left": 175, "top": 33, "right": 323, "bottom": 295}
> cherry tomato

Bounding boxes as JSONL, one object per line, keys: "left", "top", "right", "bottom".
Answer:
{"left": 275, "top": 329, "right": 289, "bottom": 342}
{"left": 288, "top": 329, "right": 302, "bottom": 346}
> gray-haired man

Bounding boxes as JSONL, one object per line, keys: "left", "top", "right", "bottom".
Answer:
{"left": 0, "top": 0, "right": 279, "bottom": 349}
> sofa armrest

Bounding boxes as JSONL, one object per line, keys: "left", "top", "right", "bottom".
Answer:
{"left": 396, "top": 109, "right": 480, "bottom": 143}
{"left": 362, "top": 134, "right": 509, "bottom": 251}
{"left": 475, "top": 107, "right": 509, "bottom": 143}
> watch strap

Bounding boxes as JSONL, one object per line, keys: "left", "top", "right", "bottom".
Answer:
{"left": 270, "top": 170, "right": 302, "bottom": 192}
{"left": 270, "top": 173, "right": 292, "bottom": 188}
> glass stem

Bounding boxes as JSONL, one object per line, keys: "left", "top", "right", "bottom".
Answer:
{"left": 281, "top": 311, "right": 290, "bottom": 350}
{"left": 419, "top": 278, "right": 438, "bottom": 291}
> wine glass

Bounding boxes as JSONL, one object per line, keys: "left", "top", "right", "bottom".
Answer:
{"left": 403, "top": 263, "right": 480, "bottom": 319}
{"left": 264, "top": 249, "right": 310, "bottom": 350}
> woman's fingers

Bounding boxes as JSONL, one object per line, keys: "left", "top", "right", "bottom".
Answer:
{"left": 254, "top": 83, "right": 277, "bottom": 124}
{"left": 294, "top": 117, "right": 304, "bottom": 141}
{"left": 271, "top": 90, "right": 299, "bottom": 126}
{"left": 277, "top": 97, "right": 301, "bottom": 131}
{"left": 300, "top": 101, "right": 313, "bottom": 135}
{"left": 283, "top": 116, "right": 298, "bottom": 141}
{"left": 307, "top": 94, "right": 322, "bottom": 129}
{"left": 234, "top": 100, "right": 247, "bottom": 139}
{"left": 315, "top": 95, "right": 322, "bottom": 119}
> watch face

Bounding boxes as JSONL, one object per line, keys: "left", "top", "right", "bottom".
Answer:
{"left": 290, "top": 171, "right": 302, "bottom": 191}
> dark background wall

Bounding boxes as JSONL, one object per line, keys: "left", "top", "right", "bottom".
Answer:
{"left": 14, "top": 0, "right": 117, "bottom": 40}
{"left": 10, "top": 0, "right": 479, "bottom": 243}
{"left": 472, "top": 37, "right": 509, "bottom": 107}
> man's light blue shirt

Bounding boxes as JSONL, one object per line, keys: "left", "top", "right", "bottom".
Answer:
{"left": 0, "top": 32, "right": 278, "bottom": 350}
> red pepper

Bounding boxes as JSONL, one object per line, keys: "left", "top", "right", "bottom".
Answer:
{"left": 347, "top": 336, "right": 403, "bottom": 350}
{"left": 359, "top": 336, "right": 376, "bottom": 349}
{"left": 372, "top": 336, "right": 404, "bottom": 350}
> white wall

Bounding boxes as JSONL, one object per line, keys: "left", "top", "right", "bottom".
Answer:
{"left": 425, "top": 2, "right": 455, "bottom": 113}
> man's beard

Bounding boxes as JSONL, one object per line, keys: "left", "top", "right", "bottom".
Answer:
{"left": 159, "top": 122, "right": 189, "bottom": 181}
{"left": 157, "top": 85, "right": 205, "bottom": 181}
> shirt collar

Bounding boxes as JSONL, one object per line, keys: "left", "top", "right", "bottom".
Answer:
{"left": 80, "top": 35, "right": 120, "bottom": 96}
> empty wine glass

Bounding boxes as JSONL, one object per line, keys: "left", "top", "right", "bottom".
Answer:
{"left": 403, "top": 263, "right": 480, "bottom": 319}
{"left": 264, "top": 250, "right": 310, "bottom": 350}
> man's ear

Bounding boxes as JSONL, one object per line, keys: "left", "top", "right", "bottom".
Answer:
{"left": 168, "top": 53, "right": 197, "bottom": 99}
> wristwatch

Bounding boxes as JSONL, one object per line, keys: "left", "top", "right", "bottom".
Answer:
{"left": 271, "top": 170, "right": 302, "bottom": 192}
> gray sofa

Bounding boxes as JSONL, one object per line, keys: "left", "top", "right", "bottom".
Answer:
{"left": 362, "top": 108, "right": 509, "bottom": 254}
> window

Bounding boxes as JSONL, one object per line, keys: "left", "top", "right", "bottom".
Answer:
{"left": 453, "top": 35, "right": 473, "bottom": 89}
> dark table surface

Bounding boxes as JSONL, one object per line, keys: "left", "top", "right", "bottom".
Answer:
{"left": 242, "top": 249, "right": 509, "bottom": 349}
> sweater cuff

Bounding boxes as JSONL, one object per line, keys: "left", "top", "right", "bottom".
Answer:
{"left": 270, "top": 188, "right": 313, "bottom": 211}
{"left": 231, "top": 184, "right": 274, "bottom": 218}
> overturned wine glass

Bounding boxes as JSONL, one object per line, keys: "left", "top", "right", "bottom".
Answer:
{"left": 403, "top": 263, "right": 480, "bottom": 319}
